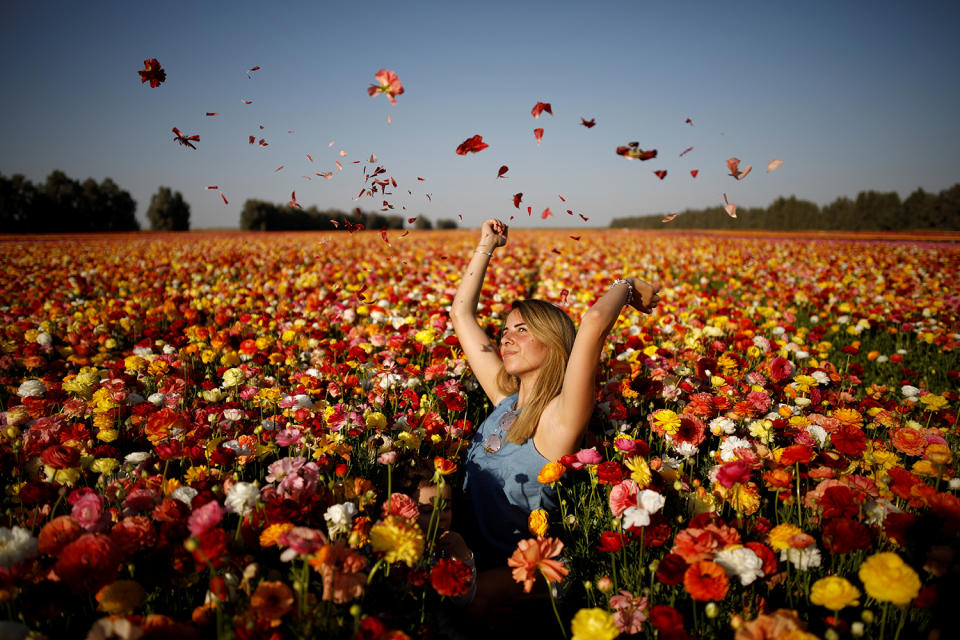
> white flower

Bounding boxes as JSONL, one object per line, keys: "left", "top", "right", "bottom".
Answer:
{"left": 621, "top": 506, "right": 650, "bottom": 529}
{"left": 781, "top": 545, "right": 821, "bottom": 570}
{"left": 222, "top": 439, "right": 251, "bottom": 457}
{"left": 752, "top": 336, "right": 770, "bottom": 352}
{"left": 714, "top": 546, "right": 764, "bottom": 585}
{"left": 17, "top": 379, "right": 46, "bottom": 398}
{"left": 163, "top": 344, "right": 176, "bottom": 355}
{"left": 225, "top": 482, "right": 260, "bottom": 516}
{"left": 806, "top": 425, "right": 828, "bottom": 448}
{"left": 637, "top": 490, "right": 665, "bottom": 514}
{"left": 85, "top": 617, "right": 144, "bottom": 640}
{"left": 709, "top": 417, "right": 736, "bottom": 436}
{"left": 864, "top": 499, "right": 899, "bottom": 526}
{"left": 36, "top": 332, "right": 52, "bottom": 346}
{"left": 124, "top": 451, "right": 151, "bottom": 465}
{"left": 147, "top": 393, "right": 166, "bottom": 406}
{"left": 673, "top": 441, "right": 698, "bottom": 458}
{"left": 719, "top": 436, "right": 753, "bottom": 462}
{"left": 876, "top": 355, "right": 888, "bottom": 363}
{"left": 223, "top": 408, "right": 245, "bottom": 421}
{"left": 324, "top": 502, "right": 358, "bottom": 539}
{"left": 132, "top": 346, "right": 154, "bottom": 356}
{"left": 172, "top": 486, "right": 199, "bottom": 505}
{"left": 811, "top": 370, "right": 830, "bottom": 385}
{"left": 0, "top": 526, "right": 38, "bottom": 567}
{"left": 901, "top": 385, "right": 921, "bottom": 397}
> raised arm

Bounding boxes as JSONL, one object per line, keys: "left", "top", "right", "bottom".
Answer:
{"left": 545, "top": 277, "right": 660, "bottom": 454}
{"left": 450, "top": 219, "right": 510, "bottom": 405}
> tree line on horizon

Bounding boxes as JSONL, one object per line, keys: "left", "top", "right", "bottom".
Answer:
{"left": 3, "top": 170, "right": 958, "bottom": 233}
{"left": 611, "top": 184, "right": 960, "bottom": 231}
{"left": 238, "top": 199, "right": 458, "bottom": 232}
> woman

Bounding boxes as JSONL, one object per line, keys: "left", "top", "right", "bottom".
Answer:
{"left": 450, "top": 219, "right": 659, "bottom": 610}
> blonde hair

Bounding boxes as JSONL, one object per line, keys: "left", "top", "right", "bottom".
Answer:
{"left": 496, "top": 299, "right": 576, "bottom": 445}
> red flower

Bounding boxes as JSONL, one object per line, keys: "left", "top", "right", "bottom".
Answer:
{"left": 138, "top": 58, "right": 166, "bottom": 87}
{"left": 769, "top": 356, "right": 794, "bottom": 382}
{"left": 744, "top": 542, "right": 778, "bottom": 575}
{"left": 716, "top": 460, "right": 752, "bottom": 488}
{"left": 110, "top": 516, "right": 157, "bottom": 558}
{"left": 883, "top": 512, "right": 917, "bottom": 547}
{"left": 596, "top": 461, "right": 624, "bottom": 485}
{"left": 683, "top": 561, "right": 729, "bottom": 601}
{"left": 779, "top": 444, "right": 814, "bottom": 466}
{"left": 37, "top": 515, "right": 83, "bottom": 556}
{"left": 819, "top": 485, "right": 860, "bottom": 519}
{"left": 656, "top": 553, "right": 689, "bottom": 586}
{"left": 41, "top": 444, "right": 80, "bottom": 469}
{"left": 674, "top": 415, "right": 706, "bottom": 446}
{"left": 821, "top": 517, "right": 871, "bottom": 554}
{"left": 830, "top": 425, "right": 867, "bottom": 456}
{"left": 649, "top": 604, "right": 684, "bottom": 634}
{"left": 429, "top": 558, "right": 473, "bottom": 597}
{"left": 54, "top": 533, "right": 121, "bottom": 594}
{"left": 455, "top": 135, "right": 489, "bottom": 155}
{"left": 596, "top": 531, "right": 629, "bottom": 553}
{"left": 192, "top": 528, "right": 229, "bottom": 569}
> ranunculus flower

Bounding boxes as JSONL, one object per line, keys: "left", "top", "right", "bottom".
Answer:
{"left": 69, "top": 489, "right": 109, "bottom": 532}
{"left": 188, "top": 500, "right": 225, "bottom": 537}
{"left": 0, "top": 526, "right": 38, "bottom": 567}
{"left": 810, "top": 576, "right": 860, "bottom": 610}
{"left": 55, "top": 533, "right": 120, "bottom": 594}
{"left": 367, "top": 69, "right": 404, "bottom": 105}
{"left": 858, "top": 552, "right": 922, "bottom": 606}
{"left": 683, "top": 560, "right": 729, "bottom": 601}
{"left": 430, "top": 557, "right": 473, "bottom": 597}
{"left": 381, "top": 493, "right": 420, "bottom": 520}
{"left": 507, "top": 537, "right": 568, "bottom": 593}
{"left": 37, "top": 515, "right": 83, "bottom": 556}
{"left": 570, "top": 607, "right": 619, "bottom": 640}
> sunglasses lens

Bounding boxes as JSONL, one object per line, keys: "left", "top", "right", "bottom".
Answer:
{"left": 484, "top": 433, "right": 501, "bottom": 453}
{"left": 499, "top": 411, "right": 517, "bottom": 431}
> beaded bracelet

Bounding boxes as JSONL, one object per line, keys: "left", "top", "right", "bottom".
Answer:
{"left": 611, "top": 278, "right": 634, "bottom": 306}
{"left": 475, "top": 249, "right": 493, "bottom": 257}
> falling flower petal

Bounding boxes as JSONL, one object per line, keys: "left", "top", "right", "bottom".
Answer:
{"left": 654, "top": 170, "right": 667, "bottom": 180}
{"left": 275, "top": 166, "right": 284, "bottom": 173}
{"left": 513, "top": 193, "right": 523, "bottom": 208}
{"left": 247, "top": 65, "right": 260, "bottom": 79}
{"left": 289, "top": 192, "right": 301, "bottom": 209}
{"left": 558, "top": 195, "right": 566, "bottom": 202}
{"left": 580, "top": 117, "right": 596, "bottom": 128}
{"left": 531, "top": 102, "right": 553, "bottom": 119}
{"left": 456, "top": 135, "right": 489, "bottom": 155}
{"left": 497, "top": 165, "right": 509, "bottom": 179}
{"left": 616, "top": 143, "right": 656, "bottom": 160}
{"left": 579, "top": 213, "right": 590, "bottom": 221}
{"left": 723, "top": 193, "right": 737, "bottom": 218}
{"left": 367, "top": 69, "right": 404, "bottom": 105}
{"left": 241, "top": 100, "right": 252, "bottom": 105}
{"left": 767, "top": 158, "right": 784, "bottom": 172}
{"left": 205, "top": 112, "right": 218, "bottom": 117}
{"left": 569, "top": 235, "right": 580, "bottom": 241}
{"left": 685, "top": 117, "right": 694, "bottom": 126}
{"left": 339, "top": 150, "right": 348, "bottom": 157}
{"left": 171, "top": 127, "right": 199, "bottom": 150}
{"left": 219, "top": 192, "right": 228, "bottom": 205}
{"left": 138, "top": 58, "right": 166, "bottom": 87}
{"left": 307, "top": 155, "right": 314, "bottom": 163}
{"left": 534, "top": 128, "right": 544, "bottom": 145}
{"left": 662, "top": 213, "right": 679, "bottom": 223}
{"left": 680, "top": 146, "right": 694, "bottom": 157}
{"left": 690, "top": 170, "right": 699, "bottom": 178}
{"left": 541, "top": 208, "right": 554, "bottom": 219}
{"left": 727, "top": 157, "right": 752, "bottom": 180}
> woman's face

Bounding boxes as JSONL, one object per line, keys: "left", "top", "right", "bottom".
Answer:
{"left": 499, "top": 309, "right": 549, "bottom": 378}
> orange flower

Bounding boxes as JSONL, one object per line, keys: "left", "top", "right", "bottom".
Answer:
{"left": 891, "top": 428, "right": 926, "bottom": 456}
{"left": 683, "top": 560, "right": 729, "bottom": 601}
{"left": 537, "top": 461, "right": 566, "bottom": 484}
{"left": 144, "top": 408, "right": 185, "bottom": 445}
{"left": 832, "top": 408, "right": 863, "bottom": 429}
{"left": 249, "top": 580, "right": 294, "bottom": 626}
{"left": 507, "top": 537, "right": 569, "bottom": 593}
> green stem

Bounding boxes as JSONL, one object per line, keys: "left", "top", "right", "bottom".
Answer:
{"left": 880, "top": 601, "right": 889, "bottom": 639}
{"left": 893, "top": 604, "right": 908, "bottom": 640}
{"left": 542, "top": 570, "right": 568, "bottom": 640}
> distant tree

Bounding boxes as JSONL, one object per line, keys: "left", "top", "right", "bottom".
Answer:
{"left": 240, "top": 199, "right": 274, "bottom": 230}
{"left": 0, "top": 173, "right": 38, "bottom": 233}
{"left": 414, "top": 216, "right": 433, "bottom": 230}
{"left": 147, "top": 186, "right": 190, "bottom": 231}
{"left": 436, "top": 219, "right": 459, "bottom": 229}
{"left": 97, "top": 178, "right": 139, "bottom": 231}
{"left": 43, "top": 170, "right": 82, "bottom": 230}
{"left": 934, "top": 184, "right": 960, "bottom": 229}
{"left": 853, "top": 190, "right": 901, "bottom": 230}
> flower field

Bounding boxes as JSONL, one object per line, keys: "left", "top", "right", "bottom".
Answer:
{"left": 1, "top": 229, "right": 959, "bottom": 639}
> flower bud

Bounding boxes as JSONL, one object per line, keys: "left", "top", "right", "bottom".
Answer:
{"left": 861, "top": 610, "right": 874, "bottom": 624}
{"left": 705, "top": 602, "right": 719, "bottom": 618}
{"left": 851, "top": 622, "right": 865, "bottom": 637}
{"left": 596, "top": 576, "right": 614, "bottom": 594}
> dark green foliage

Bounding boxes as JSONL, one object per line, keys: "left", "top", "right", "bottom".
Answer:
{"left": 146, "top": 186, "right": 190, "bottom": 231}
{"left": 611, "top": 184, "right": 960, "bottom": 231}
{"left": 0, "top": 171, "right": 140, "bottom": 233}
{"left": 238, "top": 200, "right": 417, "bottom": 231}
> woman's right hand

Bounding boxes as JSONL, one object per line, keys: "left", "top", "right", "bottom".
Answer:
{"left": 479, "top": 218, "right": 508, "bottom": 251}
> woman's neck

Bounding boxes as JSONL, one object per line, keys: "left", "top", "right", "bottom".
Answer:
{"left": 515, "top": 371, "right": 539, "bottom": 410}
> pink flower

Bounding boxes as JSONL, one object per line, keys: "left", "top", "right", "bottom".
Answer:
{"left": 614, "top": 437, "right": 638, "bottom": 456}
{"left": 188, "top": 500, "right": 224, "bottom": 537}
{"left": 68, "top": 489, "right": 109, "bottom": 532}
{"left": 609, "top": 480, "right": 640, "bottom": 518}
{"left": 367, "top": 69, "right": 404, "bottom": 105}
{"left": 382, "top": 493, "right": 420, "bottom": 520}
{"left": 609, "top": 590, "right": 649, "bottom": 634}
{"left": 378, "top": 451, "right": 398, "bottom": 465}
{"left": 278, "top": 526, "right": 327, "bottom": 561}
{"left": 570, "top": 448, "right": 603, "bottom": 469}
{"left": 716, "top": 460, "right": 752, "bottom": 488}
{"left": 746, "top": 391, "right": 772, "bottom": 413}
{"left": 276, "top": 428, "right": 302, "bottom": 447}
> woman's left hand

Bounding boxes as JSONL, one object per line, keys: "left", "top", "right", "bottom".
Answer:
{"left": 627, "top": 278, "right": 660, "bottom": 313}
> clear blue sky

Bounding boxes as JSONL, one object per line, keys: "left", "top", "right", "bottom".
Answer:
{"left": 2, "top": 0, "right": 958, "bottom": 229}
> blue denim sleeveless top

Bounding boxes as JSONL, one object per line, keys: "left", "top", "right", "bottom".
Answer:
{"left": 462, "top": 393, "right": 557, "bottom": 564}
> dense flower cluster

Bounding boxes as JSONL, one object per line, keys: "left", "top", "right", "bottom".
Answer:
{"left": 0, "top": 230, "right": 958, "bottom": 638}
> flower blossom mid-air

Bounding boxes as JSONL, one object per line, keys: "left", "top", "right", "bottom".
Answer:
{"left": 456, "top": 135, "right": 489, "bottom": 155}
{"left": 367, "top": 69, "right": 404, "bottom": 105}
{"left": 138, "top": 58, "right": 166, "bottom": 87}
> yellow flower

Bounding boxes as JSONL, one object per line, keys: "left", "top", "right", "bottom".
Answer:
{"left": 792, "top": 375, "right": 817, "bottom": 393}
{"left": 768, "top": 524, "right": 803, "bottom": 551}
{"left": 96, "top": 429, "right": 119, "bottom": 443}
{"left": 810, "top": 576, "right": 860, "bottom": 610}
{"left": 624, "top": 456, "right": 652, "bottom": 488}
{"left": 858, "top": 552, "right": 921, "bottom": 606}
{"left": 925, "top": 443, "right": 953, "bottom": 466}
{"left": 123, "top": 355, "right": 147, "bottom": 372}
{"left": 570, "top": 608, "right": 619, "bottom": 640}
{"left": 370, "top": 516, "right": 424, "bottom": 567}
{"left": 832, "top": 408, "right": 863, "bottom": 429}
{"left": 414, "top": 328, "right": 436, "bottom": 345}
{"left": 919, "top": 394, "right": 948, "bottom": 411}
{"left": 96, "top": 580, "right": 146, "bottom": 614}
{"left": 364, "top": 412, "right": 387, "bottom": 430}
{"left": 91, "top": 458, "right": 119, "bottom": 474}
{"left": 260, "top": 522, "right": 295, "bottom": 548}
{"left": 222, "top": 367, "right": 245, "bottom": 388}
{"left": 528, "top": 509, "right": 549, "bottom": 537}
{"left": 537, "top": 461, "right": 566, "bottom": 484}
{"left": 652, "top": 409, "right": 681, "bottom": 435}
